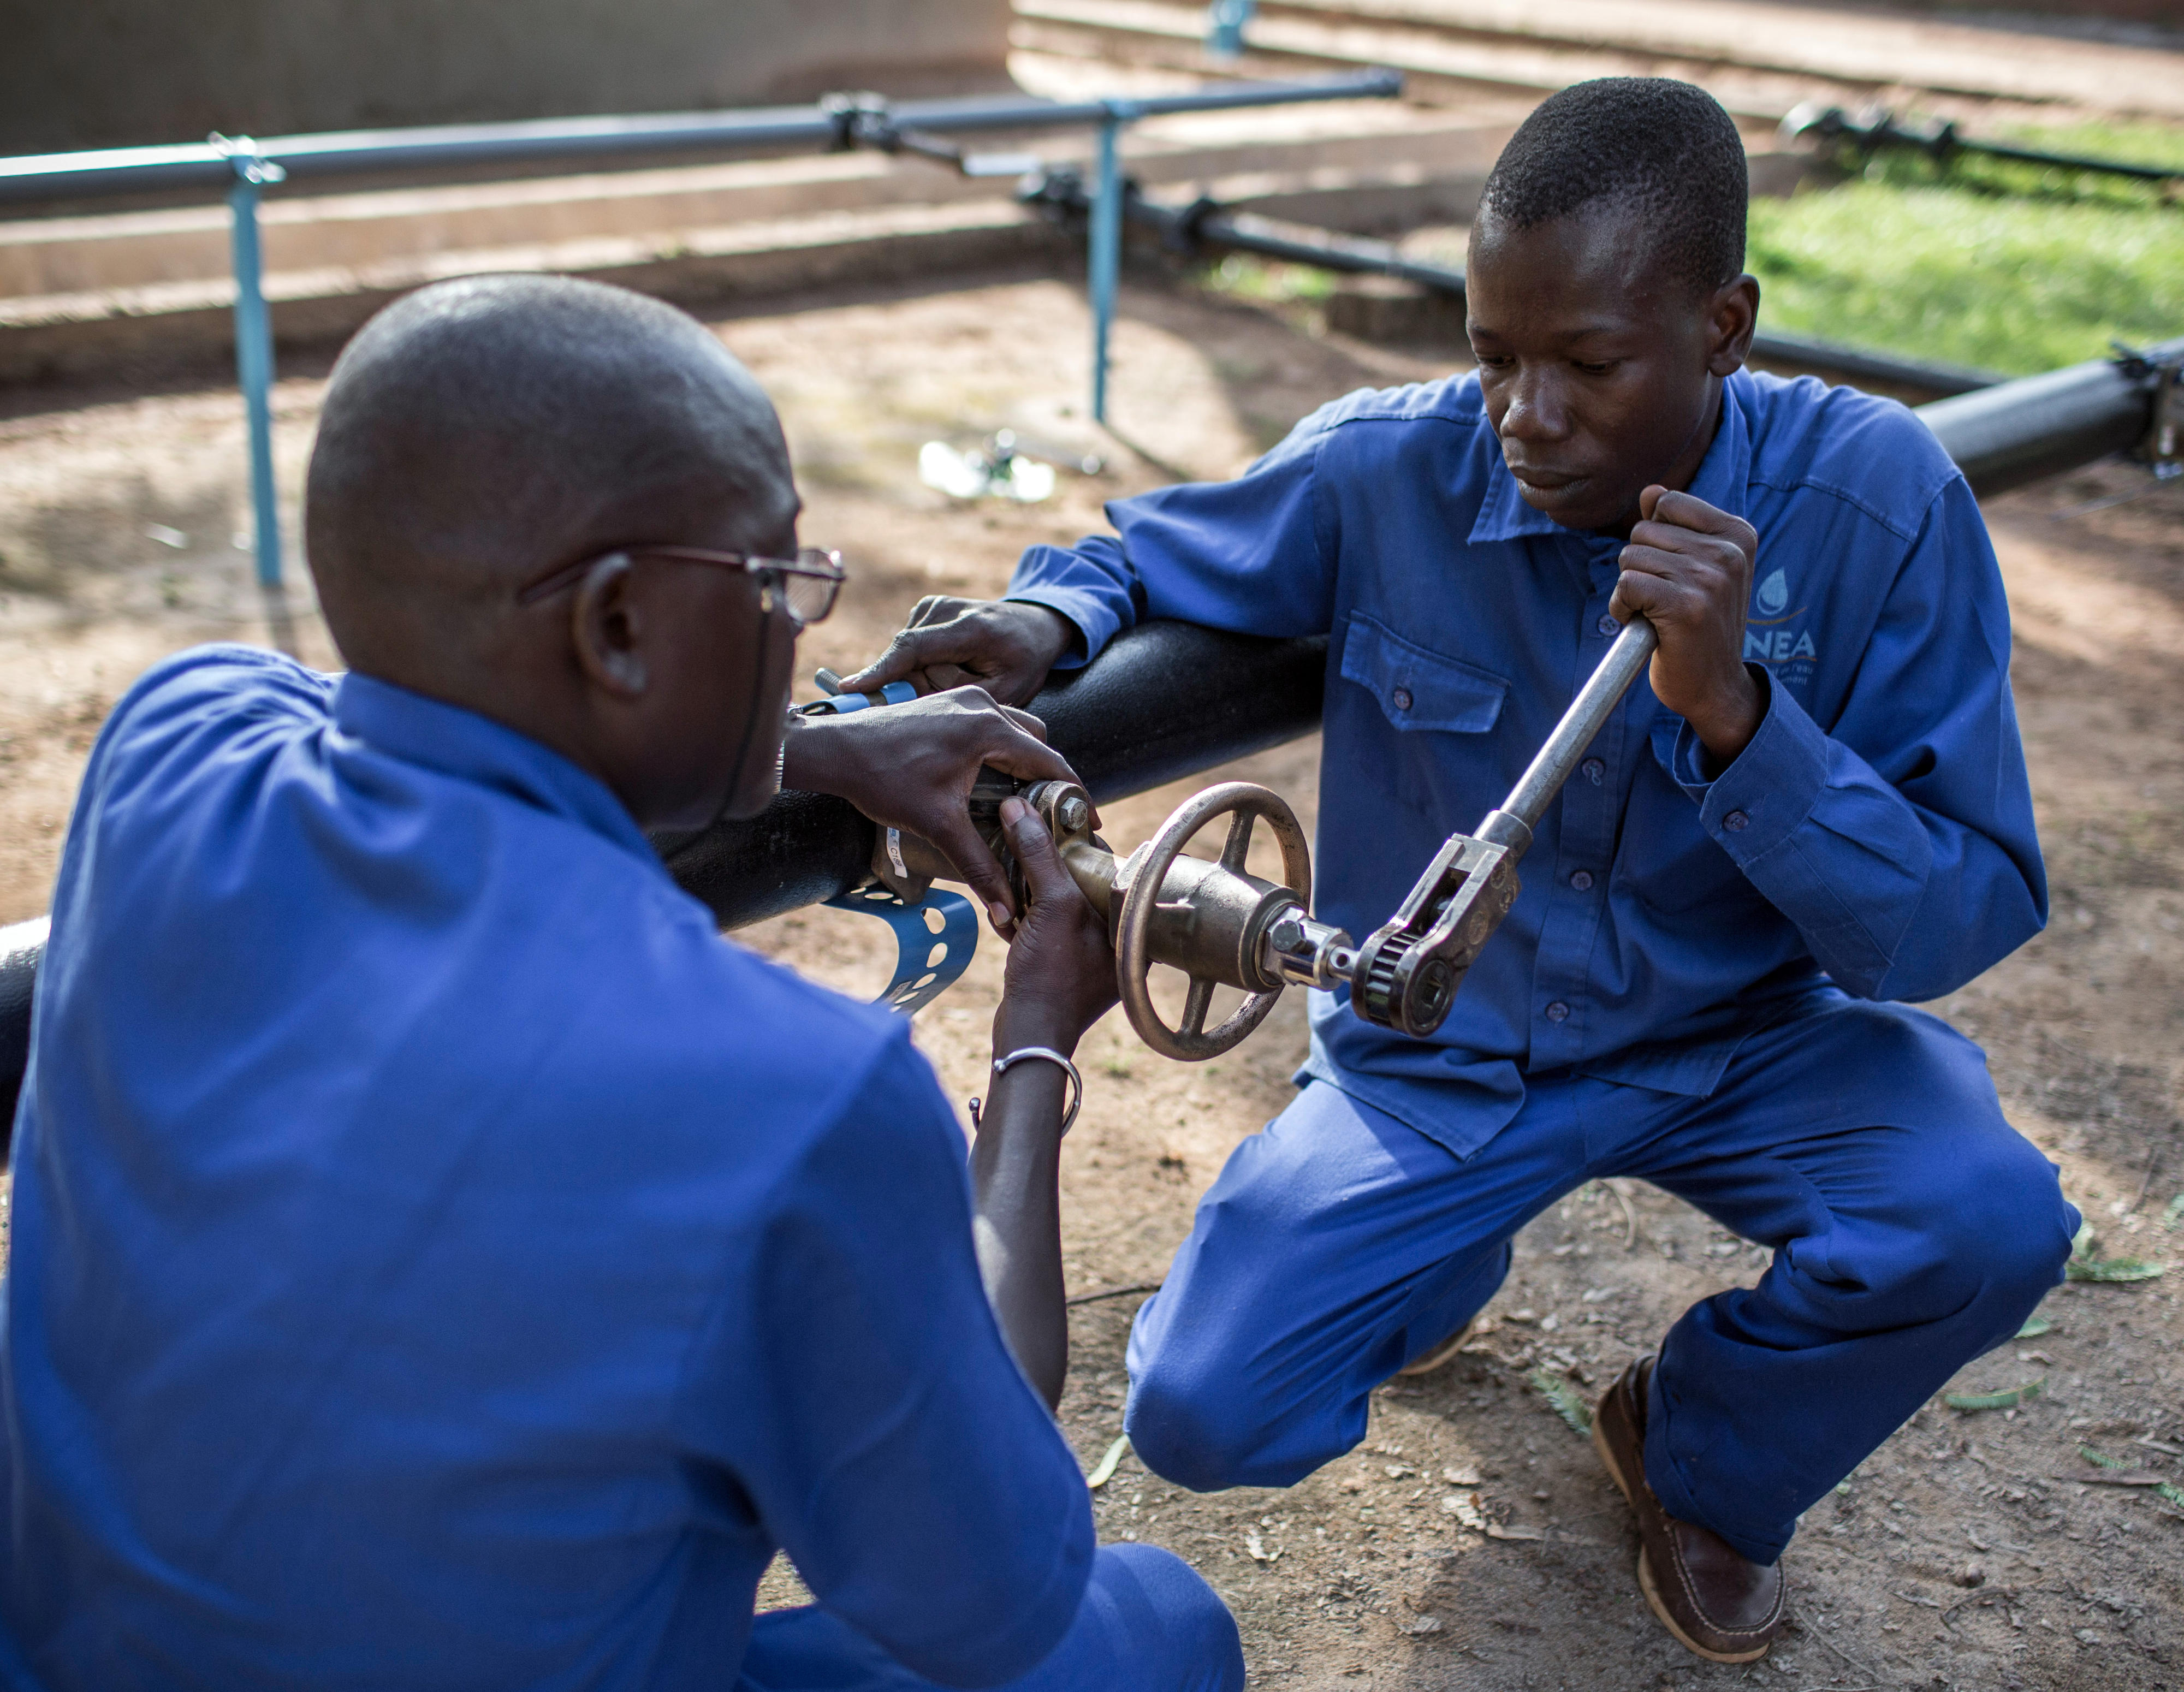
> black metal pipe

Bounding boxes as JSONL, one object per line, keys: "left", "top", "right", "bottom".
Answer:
{"left": 1783, "top": 103, "right": 2184, "bottom": 188}
{"left": 1743, "top": 328, "right": 2003, "bottom": 401}
{"left": 0, "top": 335, "right": 2175, "bottom": 1157}
{"left": 1920, "top": 337, "right": 2182, "bottom": 497}
{"left": 0, "top": 918, "right": 40, "bottom": 1142}
{"left": 0, "top": 72, "right": 1403, "bottom": 208}
{"left": 1032, "top": 176, "right": 2007, "bottom": 400}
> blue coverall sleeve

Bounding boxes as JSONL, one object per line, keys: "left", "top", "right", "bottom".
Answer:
{"left": 1666, "top": 476, "right": 2048, "bottom": 1001}
{"left": 1008, "top": 414, "right": 1340, "bottom": 667}
{"left": 678, "top": 1031, "right": 1095, "bottom": 1689}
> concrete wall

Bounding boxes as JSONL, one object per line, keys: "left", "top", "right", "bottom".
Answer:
{"left": 0, "top": 0, "right": 1017, "bottom": 156}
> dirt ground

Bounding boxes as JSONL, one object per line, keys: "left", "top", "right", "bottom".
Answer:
{"left": 2, "top": 263, "right": 2182, "bottom": 1690}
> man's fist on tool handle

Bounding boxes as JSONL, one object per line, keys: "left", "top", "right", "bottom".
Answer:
{"left": 992, "top": 796, "right": 1121, "bottom": 1062}
{"left": 836, "top": 596, "right": 1077, "bottom": 708}
{"left": 1612, "top": 484, "right": 1765, "bottom": 768}
{"left": 974, "top": 797, "right": 1121, "bottom": 1408}
{"left": 781, "top": 687, "right": 1088, "bottom": 935}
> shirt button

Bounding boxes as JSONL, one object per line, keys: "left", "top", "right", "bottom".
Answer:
{"left": 1581, "top": 757, "right": 1604, "bottom": 785}
{"left": 1723, "top": 810, "right": 1750, "bottom": 833}
{"left": 1595, "top": 613, "right": 1618, "bottom": 636}
{"left": 1569, "top": 869, "right": 1594, "bottom": 891}
{"left": 1392, "top": 686, "right": 1413, "bottom": 711}
{"left": 1544, "top": 1001, "right": 1570, "bottom": 1023}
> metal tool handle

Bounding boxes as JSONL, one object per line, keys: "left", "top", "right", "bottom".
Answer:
{"left": 1497, "top": 618, "right": 1658, "bottom": 834}
{"left": 1345, "top": 616, "right": 1659, "bottom": 1039}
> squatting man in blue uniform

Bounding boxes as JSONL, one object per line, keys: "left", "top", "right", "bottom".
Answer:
{"left": 0, "top": 276, "right": 1246, "bottom": 1690}
{"left": 842, "top": 78, "right": 2079, "bottom": 1663}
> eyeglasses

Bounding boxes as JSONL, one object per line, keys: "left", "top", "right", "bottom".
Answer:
{"left": 515, "top": 545, "right": 846, "bottom": 628}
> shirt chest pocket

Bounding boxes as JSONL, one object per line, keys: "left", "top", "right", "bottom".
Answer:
{"left": 1340, "top": 614, "right": 1508, "bottom": 734}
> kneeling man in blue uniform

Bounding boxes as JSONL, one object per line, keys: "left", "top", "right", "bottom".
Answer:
{"left": 840, "top": 78, "right": 2076, "bottom": 1662}
{"left": 0, "top": 276, "right": 1243, "bottom": 1691}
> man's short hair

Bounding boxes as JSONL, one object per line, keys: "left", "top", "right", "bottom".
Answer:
{"left": 1477, "top": 78, "right": 1748, "bottom": 296}
{"left": 304, "top": 274, "right": 787, "bottom": 669}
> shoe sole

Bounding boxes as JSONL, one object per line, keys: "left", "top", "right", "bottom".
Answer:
{"left": 1397, "top": 1320, "right": 1476, "bottom": 1376}
{"left": 1594, "top": 1400, "right": 1773, "bottom": 1666}
{"left": 1634, "top": 1547, "right": 1772, "bottom": 1664}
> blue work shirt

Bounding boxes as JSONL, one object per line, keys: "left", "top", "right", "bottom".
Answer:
{"left": 0, "top": 648, "right": 1092, "bottom": 1690}
{"left": 1012, "top": 368, "right": 2045, "bottom": 1156}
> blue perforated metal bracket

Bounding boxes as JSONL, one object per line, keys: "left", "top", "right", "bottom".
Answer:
{"left": 823, "top": 884, "right": 979, "bottom": 1014}
{"left": 802, "top": 673, "right": 917, "bottom": 715}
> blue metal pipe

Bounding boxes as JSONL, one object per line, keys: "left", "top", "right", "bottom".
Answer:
{"left": 223, "top": 144, "right": 286, "bottom": 588}
{"left": 1088, "top": 110, "right": 1132, "bottom": 425}
{"left": 0, "top": 73, "right": 1403, "bottom": 207}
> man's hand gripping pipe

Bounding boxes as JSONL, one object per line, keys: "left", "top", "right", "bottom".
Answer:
{"left": 1347, "top": 616, "right": 1660, "bottom": 1038}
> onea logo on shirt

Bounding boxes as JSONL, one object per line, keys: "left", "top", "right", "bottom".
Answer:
{"left": 1744, "top": 568, "right": 1818, "bottom": 670}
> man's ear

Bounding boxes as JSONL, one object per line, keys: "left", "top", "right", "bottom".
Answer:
{"left": 1706, "top": 274, "right": 1760, "bottom": 377}
{"left": 571, "top": 553, "right": 648, "bottom": 697}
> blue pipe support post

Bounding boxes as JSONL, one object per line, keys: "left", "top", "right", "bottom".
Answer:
{"left": 1207, "top": 0, "right": 1257, "bottom": 61}
{"left": 1088, "top": 102, "right": 1138, "bottom": 427}
{"left": 222, "top": 140, "right": 286, "bottom": 589}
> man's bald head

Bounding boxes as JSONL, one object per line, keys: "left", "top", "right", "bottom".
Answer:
{"left": 305, "top": 275, "right": 793, "bottom": 681}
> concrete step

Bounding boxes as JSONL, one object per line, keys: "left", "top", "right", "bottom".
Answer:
{"left": 1266, "top": 0, "right": 2184, "bottom": 120}
{"left": 1015, "top": 0, "right": 1809, "bottom": 126}
{"left": 0, "top": 199, "right": 1058, "bottom": 384}
{"left": 1014, "top": 0, "right": 2184, "bottom": 122}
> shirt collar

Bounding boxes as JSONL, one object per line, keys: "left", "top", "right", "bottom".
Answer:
{"left": 331, "top": 671, "right": 664, "bottom": 870}
{"left": 1467, "top": 370, "right": 1755, "bottom": 547}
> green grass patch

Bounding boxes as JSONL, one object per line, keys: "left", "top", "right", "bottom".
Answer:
{"left": 1749, "top": 136, "right": 2184, "bottom": 377}
{"left": 1192, "top": 253, "right": 1336, "bottom": 306}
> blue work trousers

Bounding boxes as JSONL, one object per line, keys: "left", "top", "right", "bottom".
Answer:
{"left": 1125, "top": 994, "right": 2076, "bottom": 1564}
{"left": 737, "top": 1544, "right": 1243, "bottom": 1692}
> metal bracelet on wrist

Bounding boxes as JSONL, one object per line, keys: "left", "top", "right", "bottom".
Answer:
{"left": 986, "top": 1045, "right": 1083, "bottom": 1137}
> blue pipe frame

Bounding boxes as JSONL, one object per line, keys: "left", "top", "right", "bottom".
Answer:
{"left": 0, "top": 70, "right": 1404, "bottom": 587}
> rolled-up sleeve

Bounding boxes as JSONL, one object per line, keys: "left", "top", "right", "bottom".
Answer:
{"left": 1010, "top": 412, "right": 1342, "bottom": 668}
{"left": 1665, "top": 476, "right": 2046, "bottom": 1001}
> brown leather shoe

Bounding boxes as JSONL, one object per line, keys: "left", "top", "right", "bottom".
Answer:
{"left": 1592, "top": 1356, "right": 1785, "bottom": 1664}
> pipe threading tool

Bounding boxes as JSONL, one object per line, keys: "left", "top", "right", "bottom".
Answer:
{"left": 820, "top": 615, "right": 1659, "bottom": 1060}
{"left": 869, "top": 767, "right": 1349, "bottom": 1062}
{"left": 813, "top": 668, "right": 1348, "bottom": 1060}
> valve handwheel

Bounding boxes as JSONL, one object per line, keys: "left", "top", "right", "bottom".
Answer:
{"left": 1116, "top": 781, "right": 1311, "bottom": 1061}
